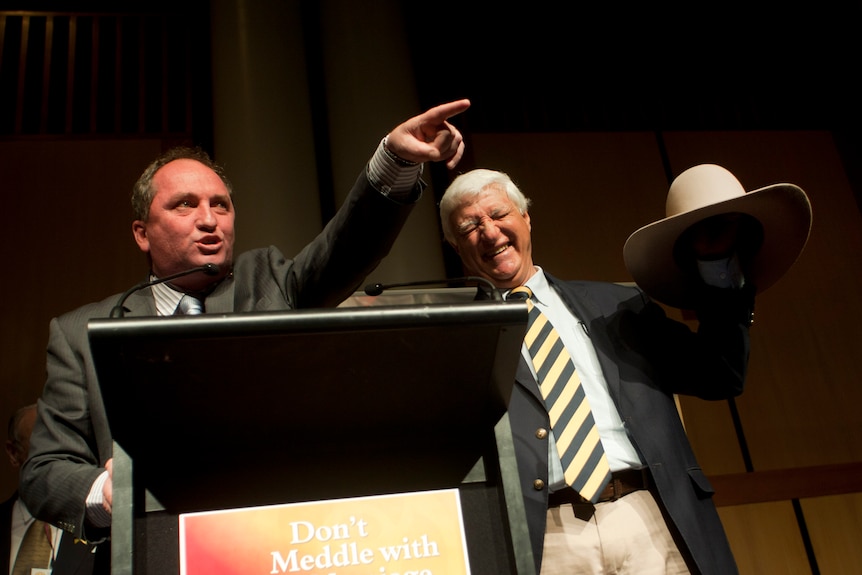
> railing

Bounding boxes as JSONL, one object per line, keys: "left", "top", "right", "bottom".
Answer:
{"left": 710, "top": 462, "right": 862, "bottom": 507}
{"left": 0, "top": 7, "right": 209, "bottom": 140}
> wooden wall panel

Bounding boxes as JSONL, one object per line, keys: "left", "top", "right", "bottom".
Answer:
{"left": 677, "top": 392, "right": 749, "bottom": 475}
{"left": 718, "top": 502, "right": 812, "bottom": 574}
{"left": 802, "top": 493, "right": 862, "bottom": 573}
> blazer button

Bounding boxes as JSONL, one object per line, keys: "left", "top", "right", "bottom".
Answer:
{"left": 533, "top": 479, "right": 545, "bottom": 491}
{"left": 535, "top": 428, "right": 548, "bottom": 440}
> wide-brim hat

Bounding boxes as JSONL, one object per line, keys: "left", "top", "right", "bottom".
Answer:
{"left": 623, "top": 164, "right": 812, "bottom": 309}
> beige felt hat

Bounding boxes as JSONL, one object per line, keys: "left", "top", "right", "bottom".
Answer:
{"left": 623, "top": 164, "right": 812, "bottom": 309}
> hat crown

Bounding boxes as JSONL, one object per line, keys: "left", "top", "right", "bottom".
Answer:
{"left": 666, "top": 164, "right": 747, "bottom": 218}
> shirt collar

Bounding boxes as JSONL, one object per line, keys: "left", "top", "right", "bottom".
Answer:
{"left": 503, "top": 266, "right": 548, "bottom": 303}
{"left": 150, "top": 279, "right": 184, "bottom": 316}
{"left": 523, "top": 265, "right": 551, "bottom": 305}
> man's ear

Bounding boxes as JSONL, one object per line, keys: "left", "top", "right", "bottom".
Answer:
{"left": 132, "top": 220, "right": 150, "bottom": 253}
{"left": 5, "top": 439, "right": 20, "bottom": 468}
{"left": 524, "top": 210, "right": 531, "bottom": 231}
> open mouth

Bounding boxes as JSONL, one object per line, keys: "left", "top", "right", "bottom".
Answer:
{"left": 196, "top": 238, "right": 222, "bottom": 254}
{"left": 484, "top": 243, "right": 510, "bottom": 261}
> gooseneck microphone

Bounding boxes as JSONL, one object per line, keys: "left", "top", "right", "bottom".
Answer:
{"left": 363, "top": 276, "right": 502, "bottom": 301}
{"left": 109, "top": 263, "right": 220, "bottom": 318}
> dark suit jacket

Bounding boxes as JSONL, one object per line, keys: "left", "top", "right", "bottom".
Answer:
{"left": 2, "top": 493, "right": 98, "bottom": 574}
{"left": 20, "top": 171, "right": 418, "bottom": 554}
{"left": 510, "top": 272, "right": 752, "bottom": 575}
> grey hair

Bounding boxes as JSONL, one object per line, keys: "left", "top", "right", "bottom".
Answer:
{"left": 439, "top": 169, "right": 532, "bottom": 243}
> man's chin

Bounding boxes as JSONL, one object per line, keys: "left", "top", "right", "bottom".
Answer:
{"left": 473, "top": 270, "right": 515, "bottom": 290}
{"left": 195, "top": 252, "right": 231, "bottom": 271}
{"left": 160, "top": 258, "right": 228, "bottom": 284}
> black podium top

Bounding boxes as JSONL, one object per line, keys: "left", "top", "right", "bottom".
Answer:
{"left": 88, "top": 299, "right": 527, "bottom": 510}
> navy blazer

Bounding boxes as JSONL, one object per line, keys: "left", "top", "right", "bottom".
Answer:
{"left": 509, "top": 272, "right": 751, "bottom": 574}
{"left": 20, "top": 171, "right": 418, "bottom": 546}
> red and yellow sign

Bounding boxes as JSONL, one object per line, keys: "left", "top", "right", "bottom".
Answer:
{"left": 179, "top": 489, "right": 471, "bottom": 575}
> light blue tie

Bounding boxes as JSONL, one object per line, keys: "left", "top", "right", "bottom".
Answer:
{"left": 176, "top": 294, "right": 204, "bottom": 315}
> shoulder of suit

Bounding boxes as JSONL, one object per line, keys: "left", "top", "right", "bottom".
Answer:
{"left": 237, "top": 246, "right": 289, "bottom": 264}
{"left": 54, "top": 292, "right": 121, "bottom": 325}
{"left": 546, "top": 273, "right": 641, "bottom": 294}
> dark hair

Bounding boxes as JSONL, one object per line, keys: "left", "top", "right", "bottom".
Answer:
{"left": 131, "top": 146, "right": 233, "bottom": 221}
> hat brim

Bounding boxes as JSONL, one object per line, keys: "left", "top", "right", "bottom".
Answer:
{"left": 623, "top": 183, "right": 812, "bottom": 309}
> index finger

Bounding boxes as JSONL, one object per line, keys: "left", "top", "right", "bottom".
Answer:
{"left": 421, "top": 98, "right": 471, "bottom": 124}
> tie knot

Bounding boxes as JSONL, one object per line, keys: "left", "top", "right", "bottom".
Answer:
{"left": 507, "top": 286, "right": 533, "bottom": 301}
{"left": 176, "top": 294, "right": 204, "bottom": 315}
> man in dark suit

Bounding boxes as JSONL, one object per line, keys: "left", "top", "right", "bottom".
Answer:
{"left": 4, "top": 404, "right": 96, "bottom": 574}
{"left": 438, "top": 166, "right": 811, "bottom": 574}
{"left": 19, "top": 99, "right": 470, "bottom": 572}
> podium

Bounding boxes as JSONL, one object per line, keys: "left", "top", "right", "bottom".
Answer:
{"left": 88, "top": 295, "right": 533, "bottom": 574}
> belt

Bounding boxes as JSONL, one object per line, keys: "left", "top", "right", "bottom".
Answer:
{"left": 547, "top": 468, "right": 651, "bottom": 507}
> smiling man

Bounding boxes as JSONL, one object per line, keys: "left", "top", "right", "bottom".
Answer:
{"left": 20, "top": 99, "right": 470, "bottom": 574}
{"left": 438, "top": 167, "right": 811, "bottom": 574}
{"left": 443, "top": 172, "right": 534, "bottom": 289}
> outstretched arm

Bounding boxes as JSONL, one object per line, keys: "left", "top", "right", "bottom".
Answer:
{"left": 285, "top": 99, "right": 472, "bottom": 308}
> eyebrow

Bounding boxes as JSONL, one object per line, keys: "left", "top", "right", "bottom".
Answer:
{"left": 456, "top": 205, "right": 511, "bottom": 231}
{"left": 168, "top": 191, "right": 232, "bottom": 203}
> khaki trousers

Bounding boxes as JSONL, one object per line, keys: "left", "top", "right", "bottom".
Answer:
{"left": 540, "top": 490, "right": 691, "bottom": 574}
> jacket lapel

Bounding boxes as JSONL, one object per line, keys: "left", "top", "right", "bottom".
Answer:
{"left": 122, "top": 289, "right": 157, "bottom": 317}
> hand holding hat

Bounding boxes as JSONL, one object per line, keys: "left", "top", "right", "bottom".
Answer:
{"left": 623, "top": 164, "right": 813, "bottom": 309}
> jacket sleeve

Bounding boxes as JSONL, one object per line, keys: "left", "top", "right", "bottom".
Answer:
{"left": 631, "top": 285, "right": 754, "bottom": 399}
{"left": 20, "top": 310, "right": 112, "bottom": 542}
{"left": 286, "top": 170, "right": 421, "bottom": 309}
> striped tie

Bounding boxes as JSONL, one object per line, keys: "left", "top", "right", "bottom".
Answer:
{"left": 509, "top": 286, "right": 612, "bottom": 502}
{"left": 12, "top": 519, "right": 52, "bottom": 575}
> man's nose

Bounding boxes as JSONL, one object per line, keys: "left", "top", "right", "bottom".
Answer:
{"left": 479, "top": 219, "right": 501, "bottom": 241}
{"left": 196, "top": 204, "right": 217, "bottom": 229}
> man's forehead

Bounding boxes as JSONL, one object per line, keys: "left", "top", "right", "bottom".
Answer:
{"left": 456, "top": 186, "right": 511, "bottom": 214}
{"left": 153, "top": 159, "right": 226, "bottom": 192}
{"left": 157, "top": 158, "right": 212, "bottom": 178}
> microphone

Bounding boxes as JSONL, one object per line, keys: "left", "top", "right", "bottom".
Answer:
{"left": 109, "top": 263, "right": 220, "bottom": 318}
{"left": 363, "top": 276, "right": 502, "bottom": 301}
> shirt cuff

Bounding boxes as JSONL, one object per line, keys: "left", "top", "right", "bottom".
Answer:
{"left": 85, "top": 470, "right": 112, "bottom": 528}
{"left": 367, "top": 137, "right": 423, "bottom": 201}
